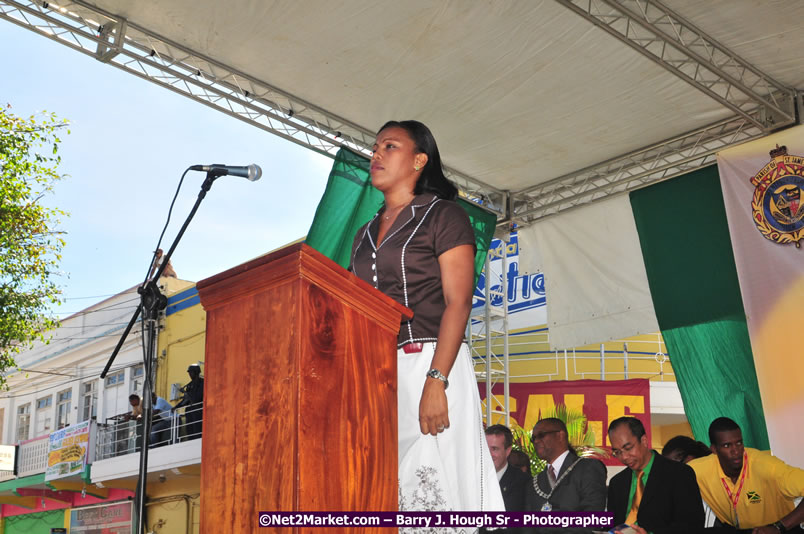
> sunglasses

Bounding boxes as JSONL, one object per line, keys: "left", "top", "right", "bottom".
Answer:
{"left": 531, "top": 430, "right": 560, "bottom": 442}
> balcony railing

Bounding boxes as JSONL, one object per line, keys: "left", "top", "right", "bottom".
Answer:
{"left": 17, "top": 434, "right": 49, "bottom": 477}
{"left": 472, "top": 330, "right": 674, "bottom": 382}
{"left": 96, "top": 403, "right": 203, "bottom": 460}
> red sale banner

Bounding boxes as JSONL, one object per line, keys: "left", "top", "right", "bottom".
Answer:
{"left": 480, "top": 379, "right": 651, "bottom": 465}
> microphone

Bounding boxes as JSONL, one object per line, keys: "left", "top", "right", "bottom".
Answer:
{"left": 190, "top": 163, "right": 262, "bottom": 181}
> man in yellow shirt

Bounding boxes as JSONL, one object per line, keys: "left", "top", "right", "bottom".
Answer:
{"left": 689, "top": 417, "right": 804, "bottom": 533}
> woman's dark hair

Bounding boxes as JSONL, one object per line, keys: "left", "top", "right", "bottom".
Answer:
{"left": 661, "top": 435, "right": 711, "bottom": 460}
{"left": 377, "top": 120, "right": 458, "bottom": 200}
{"left": 508, "top": 449, "right": 531, "bottom": 471}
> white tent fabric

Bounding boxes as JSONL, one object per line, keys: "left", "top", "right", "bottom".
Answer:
{"left": 32, "top": 0, "right": 800, "bottom": 350}
{"left": 85, "top": 0, "right": 804, "bottom": 191}
{"left": 517, "top": 194, "right": 658, "bottom": 350}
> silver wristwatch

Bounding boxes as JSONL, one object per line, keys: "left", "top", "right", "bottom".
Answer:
{"left": 426, "top": 368, "right": 449, "bottom": 389}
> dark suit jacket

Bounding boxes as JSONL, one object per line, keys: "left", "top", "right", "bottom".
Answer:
{"left": 608, "top": 451, "right": 705, "bottom": 534}
{"left": 523, "top": 450, "right": 607, "bottom": 534}
{"left": 500, "top": 463, "right": 532, "bottom": 512}
{"left": 480, "top": 464, "right": 532, "bottom": 534}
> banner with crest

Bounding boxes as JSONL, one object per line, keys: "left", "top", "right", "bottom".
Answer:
{"left": 717, "top": 125, "right": 804, "bottom": 468}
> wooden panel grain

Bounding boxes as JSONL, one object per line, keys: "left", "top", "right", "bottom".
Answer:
{"left": 198, "top": 301, "right": 238, "bottom": 531}
{"left": 198, "top": 244, "right": 405, "bottom": 534}
{"left": 200, "top": 280, "right": 299, "bottom": 534}
{"left": 297, "top": 281, "right": 397, "bottom": 533}
{"left": 243, "top": 283, "right": 299, "bottom": 530}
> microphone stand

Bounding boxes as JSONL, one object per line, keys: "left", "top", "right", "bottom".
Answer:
{"left": 100, "top": 169, "right": 225, "bottom": 534}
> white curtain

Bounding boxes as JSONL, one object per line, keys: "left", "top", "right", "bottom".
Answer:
{"left": 517, "top": 194, "right": 658, "bottom": 350}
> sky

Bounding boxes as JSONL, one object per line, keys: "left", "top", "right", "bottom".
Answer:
{"left": 0, "top": 20, "right": 335, "bottom": 318}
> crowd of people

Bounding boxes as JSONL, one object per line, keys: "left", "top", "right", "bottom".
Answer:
{"left": 484, "top": 416, "right": 804, "bottom": 534}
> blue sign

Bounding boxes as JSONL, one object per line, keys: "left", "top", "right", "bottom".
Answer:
{"left": 473, "top": 233, "right": 547, "bottom": 326}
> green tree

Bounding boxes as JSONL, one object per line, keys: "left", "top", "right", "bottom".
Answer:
{"left": 0, "top": 105, "right": 69, "bottom": 385}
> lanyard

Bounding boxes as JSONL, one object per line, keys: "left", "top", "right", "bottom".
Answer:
{"left": 720, "top": 453, "right": 748, "bottom": 528}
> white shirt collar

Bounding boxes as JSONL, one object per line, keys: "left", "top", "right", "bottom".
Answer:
{"left": 550, "top": 449, "right": 571, "bottom": 476}
{"left": 496, "top": 461, "right": 509, "bottom": 482}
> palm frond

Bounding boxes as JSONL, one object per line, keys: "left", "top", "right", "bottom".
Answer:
{"left": 510, "top": 404, "right": 610, "bottom": 473}
{"left": 510, "top": 420, "right": 547, "bottom": 476}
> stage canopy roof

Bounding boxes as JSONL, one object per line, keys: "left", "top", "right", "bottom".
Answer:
{"left": 2, "top": 0, "right": 803, "bottom": 223}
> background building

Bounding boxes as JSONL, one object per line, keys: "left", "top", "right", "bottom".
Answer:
{"left": 0, "top": 277, "right": 204, "bottom": 534}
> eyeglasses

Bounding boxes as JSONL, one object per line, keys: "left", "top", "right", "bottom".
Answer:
{"left": 611, "top": 441, "right": 637, "bottom": 457}
{"left": 531, "top": 430, "right": 560, "bottom": 442}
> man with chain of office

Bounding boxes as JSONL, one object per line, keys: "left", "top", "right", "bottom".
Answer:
{"left": 524, "top": 417, "right": 607, "bottom": 533}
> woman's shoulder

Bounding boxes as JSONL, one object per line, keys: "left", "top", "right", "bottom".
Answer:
{"left": 414, "top": 194, "right": 467, "bottom": 219}
{"left": 417, "top": 196, "right": 475, "bottom": 252}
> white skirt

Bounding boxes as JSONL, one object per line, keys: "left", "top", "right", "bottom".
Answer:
{"left": 397, "top": 342, "right": 504, "bottom": 532}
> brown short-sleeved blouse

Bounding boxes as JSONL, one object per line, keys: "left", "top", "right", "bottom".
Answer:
{"left": 350, "top": 193, "right": 476, "bottom": 346}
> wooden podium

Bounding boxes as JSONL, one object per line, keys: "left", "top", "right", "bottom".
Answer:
{"left": 196, "top": 243, "right": 411, "bottom": 533}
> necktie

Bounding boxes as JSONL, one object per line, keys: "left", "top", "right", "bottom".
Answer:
{"left": 548, "top": 465, "right": 557, "bottom": 488}
{"left": 625, "top": 470, "right": 644, "bottom": 525}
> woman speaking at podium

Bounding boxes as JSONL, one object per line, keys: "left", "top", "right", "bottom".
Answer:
{"left": 350, "top": 120, "right": 504, "bottom": 518}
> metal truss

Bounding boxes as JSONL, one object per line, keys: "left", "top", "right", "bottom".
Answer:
{"left": 469, "top": 237, "right": 510, "bottom": 427}
{"left": 2, "top": 0, "right": 797, "bottom": 224}
{"left": 516, "top": 0, "right": 799, "bottom": 222}
{"left": 557, "top": 0, "right": 797, "bottom": 130}
{"left": 0, "top": 0, "right": 505, "bottom": 216}
{"left": 513, "top": 112, "right": 765, "bottom": 222}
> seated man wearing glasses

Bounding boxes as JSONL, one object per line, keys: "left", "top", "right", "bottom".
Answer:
{"left": 608, "top": 416, "right": 705, "bottom": 534}
{"left": 524, "top": 417, "right": 606, "bottom": 533}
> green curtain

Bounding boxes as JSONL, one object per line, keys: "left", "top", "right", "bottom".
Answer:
{"left": 306, "top": 148, "right": 497, "bottom": 282}
{"left": 306, "top": 148, "right": 384, "bottom": 269}
{"left": 630, "top": 165, "right": 769, "bottom": 449}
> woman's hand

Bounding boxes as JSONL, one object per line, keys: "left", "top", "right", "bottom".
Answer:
{"left": 416, "top": 243, "right": 474, "bottom": 436}
{"left": 419, "top": 378, "right": 450, "bottom": 435}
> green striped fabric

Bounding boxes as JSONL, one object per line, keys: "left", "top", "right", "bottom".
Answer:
{"left": 630, "top": 165, "right": 769, "bottom": 448}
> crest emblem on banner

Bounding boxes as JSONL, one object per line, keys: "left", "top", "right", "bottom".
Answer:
{"left": 749, "top": 145, "right": 804, "bottom": 247}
